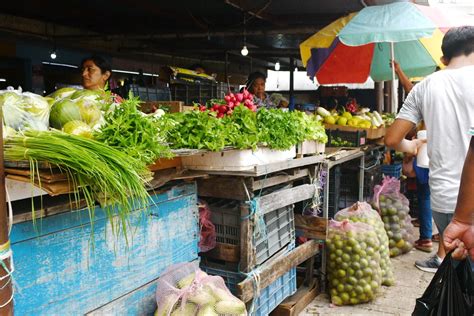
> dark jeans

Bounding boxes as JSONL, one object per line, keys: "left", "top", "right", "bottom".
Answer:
{"left": 416, "top": 180, "right": 432, "bottom": 240}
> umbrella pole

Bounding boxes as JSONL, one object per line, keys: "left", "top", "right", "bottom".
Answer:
{"left": 390, "top": 42, "right": 398, "bottom": 114}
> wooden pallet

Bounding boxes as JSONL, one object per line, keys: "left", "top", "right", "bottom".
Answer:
{"left": 201, "top": 183, "right": 317, "bottom": 272}
{"left": 236, "top": 240, "right": 320, "bottom": 302}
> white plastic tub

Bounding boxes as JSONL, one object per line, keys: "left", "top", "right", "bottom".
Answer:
{"left": 297, "top": 140, "right": 326, "bottom": 156}
{"left": 181, "top": 146, "right": 296, "bottom": 171}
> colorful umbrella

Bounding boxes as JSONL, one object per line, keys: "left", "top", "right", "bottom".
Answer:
{"left": 300, "top": 2, "right": 473, "bottom": 84}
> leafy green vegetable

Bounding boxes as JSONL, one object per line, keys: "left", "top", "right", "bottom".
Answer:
{"left": 94, "top": 97, "right": 172, "bottom": 164}
{"left": 158, "top": 110, "right": 227, "bottom": 151}
{"left": 4, "top": 130, "right": 152, "bottom": 242}
{"left": 222, "top": 105, "right": 259, "bottom": 150}
{"left": 257, "top": 108, "right": 301, "bottom": 150}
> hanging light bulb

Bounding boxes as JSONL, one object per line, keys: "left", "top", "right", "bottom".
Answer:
{"left": 241, "top": 45, "right": 248, "bottom": 56}
{"left": 50, "top": 51, "right": 57, "bottom": 60}
{"left": 274, "top": 61, "right": 280, "bottom": 71}
{"left": 294, "top": 67, "right": 298, "bottom": 72}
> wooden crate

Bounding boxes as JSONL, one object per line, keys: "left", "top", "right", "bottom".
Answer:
{"left": 294, "top": 214, "right": 328, "bottom": 240}
{"left": 201, "top": 183, "right": 317, "bottom": 272}
{"left": 198, "top": 167, "right": 312, "bottom": 201}
{"left": 325, "top": 123, "right": 385, "bottom": 140}
{"left": 11, "top": 182, "right": 199, "bottom": 315}
{"left": 140, "top": 100, "right": 184, "bottom": 113}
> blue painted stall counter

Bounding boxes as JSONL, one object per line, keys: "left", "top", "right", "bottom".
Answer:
{"left": 11, "top": 182, "right": 199, "bottom": 315}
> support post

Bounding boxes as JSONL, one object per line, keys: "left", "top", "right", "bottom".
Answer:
{"left": 289, "top": 57, "right": 294, "bottom": 109}
{"left": 0, "top": 119, "right": 13, "bottom": 314}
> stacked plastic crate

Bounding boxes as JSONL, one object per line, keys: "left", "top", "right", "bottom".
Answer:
{"left": 199, "top": 183, "right": 298, "bottom": 315}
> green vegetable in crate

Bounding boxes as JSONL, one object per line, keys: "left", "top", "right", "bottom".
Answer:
{"left": 174, "top": 303, "right": 199, "bottom": 316}
{"left": 327, "top": 220, "right": 382, "bottom": 306}
{"left": 48, "top": 87, "right": 77, "bottom": 100}
{"left": 95, "top": 97, "right": 172, "bottom": 164}
{"left": 156, "top": 263, "right": 247, "bottom": 316}
{"left": 62, "top": 120, "right": 93, "bottom": 138}
{"left": 215, "top": 300, "right": 246, "bottom": 314}
{"left": 49, "top": 99, "right": 82, "bottom": 129}
{"left": 335, "top": 202, "right": 395, "bottom": 286}
{"left": 177, "top": 272, "right": 196, "bottom": 289}
{"left": 197, "top": 305, "right": 218, "bottom": 316}
{"left": 373, "top": 177, "right": 416, "bottom": 257}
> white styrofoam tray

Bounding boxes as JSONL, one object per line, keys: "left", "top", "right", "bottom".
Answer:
{"left": 297, "top": 140, "right": 326, "bottom": 156}
{"left": 181, "top": 146, "right": 296, "bottom": 171}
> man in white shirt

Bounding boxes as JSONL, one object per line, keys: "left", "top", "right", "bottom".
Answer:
{"left": 385, "top": 26, "right": 474, "bottom": 272}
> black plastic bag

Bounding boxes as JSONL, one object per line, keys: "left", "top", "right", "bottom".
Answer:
{"left": 413, "top": 252, "right": 474, "bottom": 316}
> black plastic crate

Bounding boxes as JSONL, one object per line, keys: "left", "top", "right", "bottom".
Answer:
{"left": 326, "top": 129, "right": 367, "bottom": 147}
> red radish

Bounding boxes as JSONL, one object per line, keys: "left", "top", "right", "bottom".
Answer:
{"left": 228, "top": 102, "right": 234, "bottom": 108}
{"left": 218, "top": 105, "right": 227, "bottom": 113}
{"left": 236, "top": 93, "right": 243, "bottom": 102}
{"left": 217, "top": 112, "right": 224, "bottom": 118}
{"left": 224, "top": 95, "right": 231, "bottom": 102}
{"left": 227, "top": 109, "right": 233, "bottom": 115}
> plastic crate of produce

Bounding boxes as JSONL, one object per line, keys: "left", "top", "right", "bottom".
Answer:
{"left": 207, "top": 197, "right": 295, "bottom": 266}
{"left": 201, "top": 243, "right": 297, "bottom": 316}
{"left": 381, "top": 163, "right": 402, "bottom": 179}
{"left": 326, "top": 129, "right": 367, "bottom": 147}
{"left": 201, "top": 266, "right": 296, "bottom": 316}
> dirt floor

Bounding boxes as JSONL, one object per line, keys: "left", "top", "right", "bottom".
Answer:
{"left": 300, "top": 246, "right": 438, "bottom": 316}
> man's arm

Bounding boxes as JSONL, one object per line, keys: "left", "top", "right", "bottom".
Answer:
{"left": 385, "top": 119, "right": 423, "bottom": 155}
{"left": 453, "top": 138, "right": 474, "bottom": 221}
{"left": 393, "top": 61, "right": 414, "bottom": 94}
{"left": 444, "top": 137, "right": 474, "bottom": 260}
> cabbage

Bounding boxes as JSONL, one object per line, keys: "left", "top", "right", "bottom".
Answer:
{"left": 48, "top": 87, "right": 77, "bottom": 100}
{"left": 62, "top": 120, "right": 93, "bottom": 138}
{"left": 50, "top": 99, "right": 82, "bottom": 129}
{"left": 0, "top": 90, "right": 49, "bottom": 131}
{"left": 74, "top": 97, "right": 103, "bottom": 126}
{"left": 71, "top": 89, "right": 103, "bottom": 100}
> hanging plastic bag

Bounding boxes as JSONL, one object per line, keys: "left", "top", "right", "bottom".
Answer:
{"left": 155, "top": 262, "right": 246, "bottom": 316}
{"left": 335, "top": 201, "right": 394, "bottom": 286}
{"left": 326, "top": 219, "right": 382, "bottom": 305}
{"left": 198, "top": 200, "right": 216, "bottom": 253}
{"left": 373, "top": 176, "right": 416, "bottom": 257}
{"left": 413, "top": 253, "right": 474, "bottom": 316}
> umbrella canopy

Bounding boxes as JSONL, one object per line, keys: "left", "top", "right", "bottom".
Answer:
{"left": 300, "top": 2, "right": 473, "bottom": 84}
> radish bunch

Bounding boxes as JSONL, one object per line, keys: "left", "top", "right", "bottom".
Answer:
{"left": 345, "top": 98, "right": 358, "bottom": 114}
{"left": 199, "top": 90, "right": 257, "bottom": 118}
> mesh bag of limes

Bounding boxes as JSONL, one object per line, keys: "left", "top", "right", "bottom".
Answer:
{"left": 326, "top": 219, "right": 382, "bottom": 306}
{"left": 373, "top": 177, "right": 416, "bottom": 257}
{"left": 335, "top": 202, "right": 395, "bottom": 286}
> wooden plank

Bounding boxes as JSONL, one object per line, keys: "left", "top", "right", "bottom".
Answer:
{"left": 11, "top": 186, "right": 199, "bottom": 315}
{"left": 203, "top": 242, "right": 240, "bottom": 262}
{"left": 324, "top": 123, "right": 385, "bottom": 139}
{"left": 5, "top": 167, "right": 68, "bottom": 183}
{"left": 252, "top": 168, "right": 309, "bottom": 191}
{"left": 87, "top": 276, "right": 158, "bottom": 315}
{"left": 294, "top": 215, "right": 328, "bottom": 240}
{"left": 240, "top": 203, "right": 255, "bottom": 273}
{"left": 197, "top": 176, "right": 251, "bottom": 200}
{"left": 6, "top": 174, "right": 76, "bottom": 196}
{"left": 148, "top": 157, "right": 182, "bottom": 172}
{"left": 237, "top": 240, "right": 319, "bottom": 302}
{"left": 270, "top": 280, "right": 318, "bottom": 316}
{"left": 202, "top": 155, "right": 325, "bottom": 177}
{"left": 257, "top": 184, "right": 315, "bottom": 215}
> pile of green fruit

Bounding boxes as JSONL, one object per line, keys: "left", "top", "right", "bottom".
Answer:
{"left": 326, "top": 220, "right": 382, "bottom": 305}
{"left": 156, "top": 267, "right": 246, "bottom": 316}
{"left": 375, "top": 194, "right": 416, "bottom": 257}
{"left": 335, "top": 202, "right": 395, "bottom": 286}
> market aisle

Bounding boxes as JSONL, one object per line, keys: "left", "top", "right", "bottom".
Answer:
{"left": 300, "top": 248, "right": 436, "bottom": 315}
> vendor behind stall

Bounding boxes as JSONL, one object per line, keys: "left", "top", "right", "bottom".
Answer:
{"left": 80, "top": 55, "right": 123, "bottom": 102}
{"left": 246, "top": 71, "right": 288, "bottom": 109}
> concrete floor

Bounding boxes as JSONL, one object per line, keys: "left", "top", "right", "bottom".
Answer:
{"left": 300, "top": 247, "right": 438, "bottom": 316}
